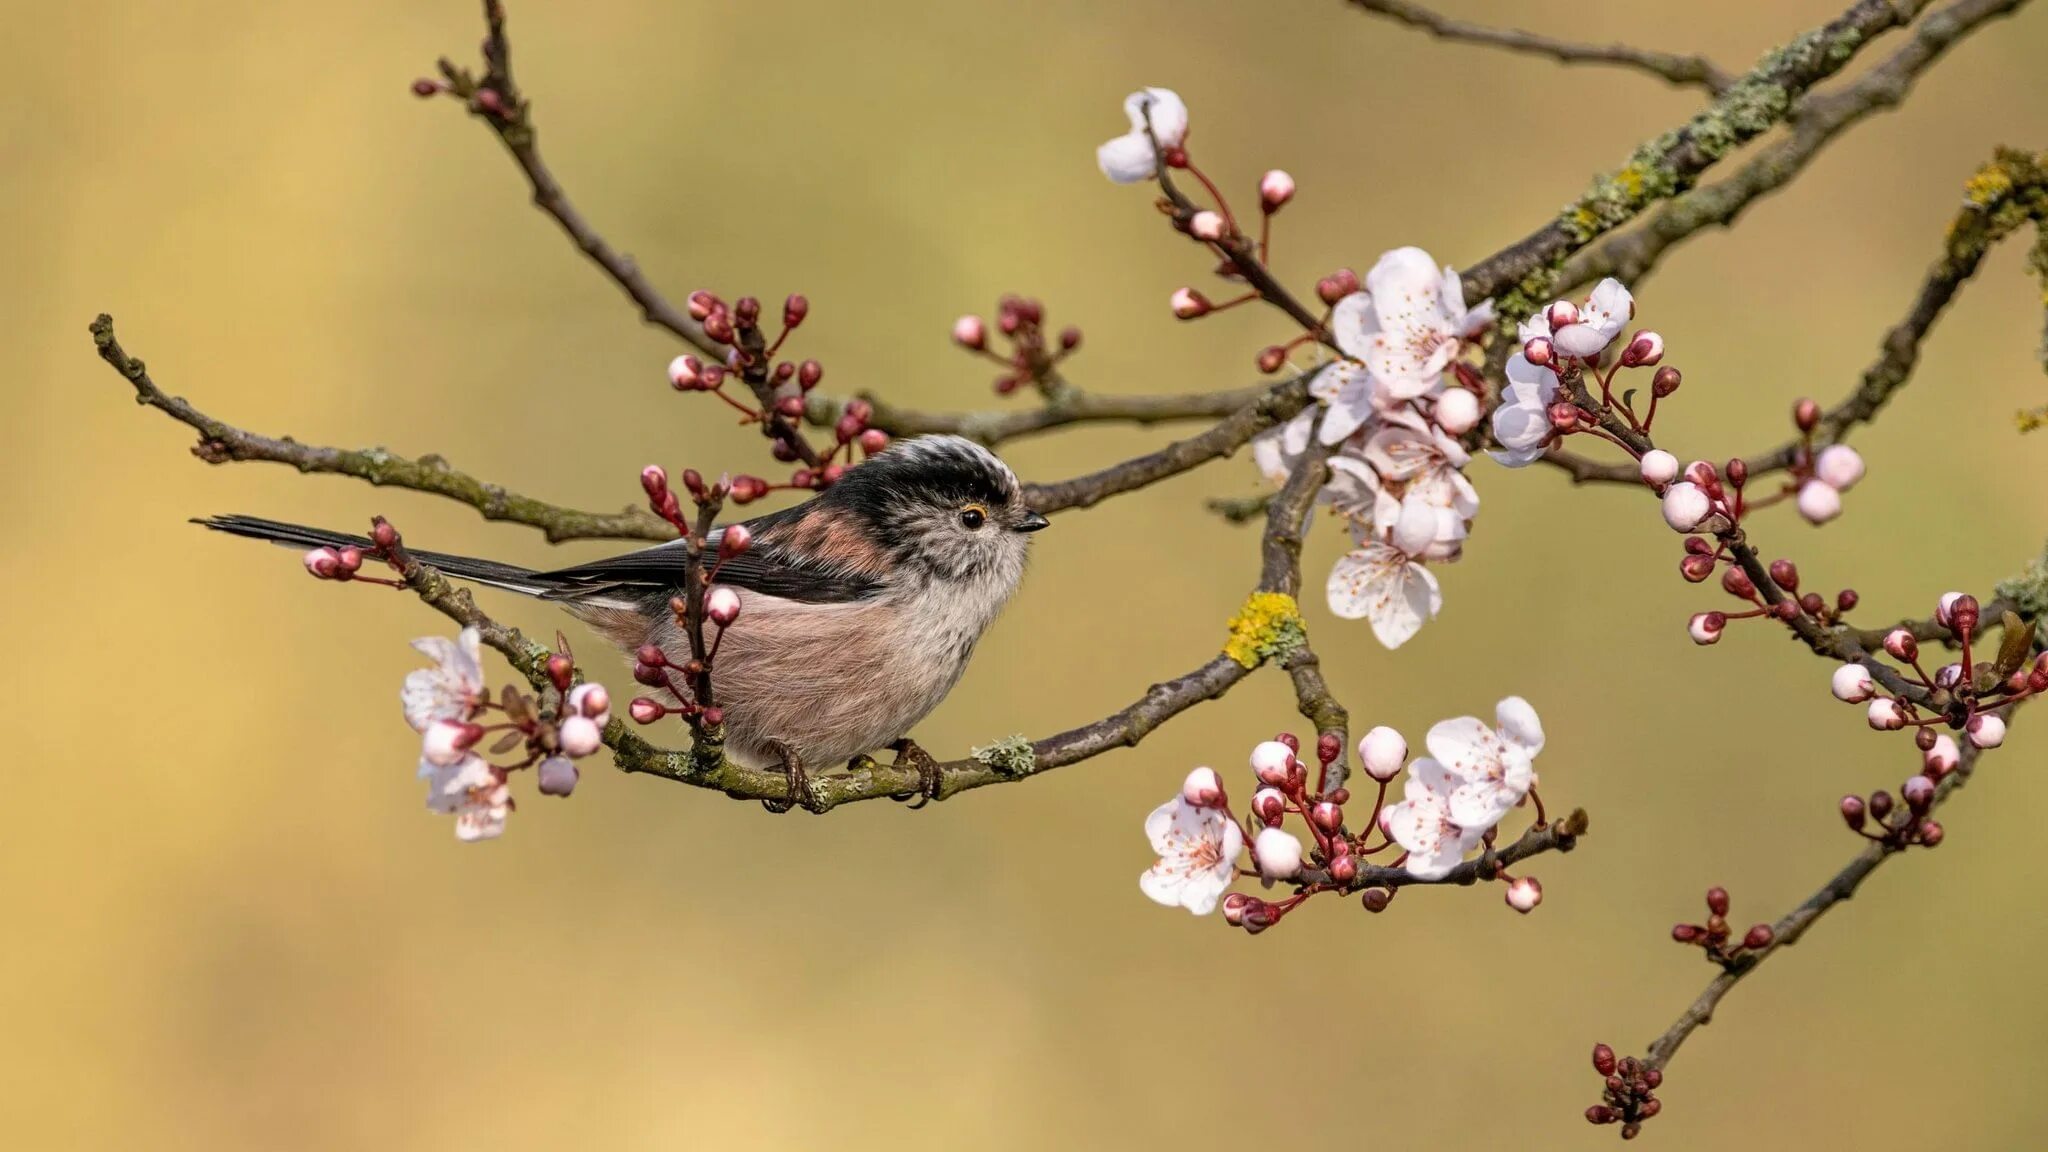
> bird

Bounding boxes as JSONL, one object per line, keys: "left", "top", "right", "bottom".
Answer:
{"left": 198, "top": 434, "right": 1048, "bottom": 807}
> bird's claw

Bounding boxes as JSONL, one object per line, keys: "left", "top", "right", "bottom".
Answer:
{"left": 761, "top": 742, "right": 821, "bottom": 814}
{"left": 886, "top": 738, "right": 944, "bottom": 809}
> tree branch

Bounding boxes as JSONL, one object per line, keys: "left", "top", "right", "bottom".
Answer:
{"left": 90, "top": 315, "right": 676, "bottom": 544}
{"left": 1462, "top": 0, "right": 1940, "bottom": 309}
{"left": 1560, "top": 0, "right": 2033, "bottom": 291}
{"left": 1541, "top": 147, "right": 2048, "bottom": 486}
{"left": 1641, "top": 707, "right": 2019, "bottom": 1071}
{"left": 812, "top": 380, "right": 1275, "bottom": 448}
{"left": 1346, "top": 0, "right": 1735, "bottom": 93}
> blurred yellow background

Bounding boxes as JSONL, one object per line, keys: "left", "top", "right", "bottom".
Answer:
{"left": 6, "top": 0, "right": 2048, "bottom": 1147}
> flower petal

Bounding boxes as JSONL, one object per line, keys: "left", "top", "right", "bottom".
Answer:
{"left": 1124, "top": 87, "right": 1188, "bottom": 148}
{"left": 1495, "top": 696, "right": 1545, "bottom": 754}
{"left": 1096, "top": 133, "right": 1157, "bottom": 184}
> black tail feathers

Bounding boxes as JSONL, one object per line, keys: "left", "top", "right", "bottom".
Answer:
{"left": 195, "top": 514, "right": 555, "bottom": 597}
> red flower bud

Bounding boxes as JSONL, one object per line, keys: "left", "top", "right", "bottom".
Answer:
{"left": 783, "top": 294, "right": 809, "bottom": 329}
{"left": 1794, "top": 397, "right": 1821, "bottom": 431}
{"left": 1706, "top": 886, "right": 1730, "bottom": 917}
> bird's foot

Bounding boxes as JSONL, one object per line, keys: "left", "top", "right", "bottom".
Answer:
{"left": 761, "top": 742, "right": 821, "bottom": 814}
{"left": 886, "top": 737, "right": 944, "bottom": 809}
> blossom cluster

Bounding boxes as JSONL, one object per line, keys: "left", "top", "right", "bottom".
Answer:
{"left": 626, "top": 466, "right": 752, "bottom": 731}
{"left": 401, "top": 626, "right": 612, "bottom": 841}
{"left": 1138, "top": 697, "right": 1552, "bottom": 928}
{"left": 1830, "top": 591, "right": 2040, "bottom": 760}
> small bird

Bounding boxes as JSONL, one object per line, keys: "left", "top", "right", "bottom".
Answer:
{"left": 200, "top": 435, "right": 1048, "bottom": 801}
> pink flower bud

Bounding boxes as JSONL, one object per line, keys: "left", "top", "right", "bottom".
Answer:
{"left": 1925, "top": 734, "right": 1961, "bottom": 776}
{"left": 1831, "top": 663, "right": 1875, "bottom": 703}
{"left": 1221, "top": 892, "right": 1252, "bottom": 926}
{"left": 1742, "top": 924, "right": 1775, "bottom": 950}
{"left": 1548, "top": 401, "right": 1579, "bottom": 431}
{"left": 1170, "top": 287, "right": 1211, "bottom": 319}
{"left": 718, "top": 524, "right": 754, "bottom": 559}
{"left": 558, "top": 714, "right": 604, "bottom": 758}
{"left": 667, "top": 355, "right": 702, "bottom": 389}
{"left": 858, "top": 429, "right": 890, "bottom": 454}
{"left": 1685, "top": 459, "right": 1717, "bottom": 486}
{"left": 1639, "top": 450, "right": 1679, "bottom": 487}
{"left": 1546, "top": 299, "right": 1579, "bottom": 329}
{"left": 1949, "top": 594, "right": 1980, "bottom": 636}
{"left": 1661, "top": 482, "right": 1711, "bottom": 532}
{"left": 1902, "top": 773, "right": 1935, "bottom": 813}
{"left": 1259, "top": 169, "right": 1296, "bottom": 212}
{"left": 303, "top": 547, "right": 343, "bottom": 579}
{"left": 1814, "top": 444, "right": 1865, "bottom": 491}
{"left": 1966, "top": 712, "right": 2006, "bottom": 748}
{"left": 951, "top": 315, "right": 986, "bottom": 350}
{"left": 1796, "top": 480, "right": 1842, "bottom": 525}
{"left": 1188, "top": 210, "right": 1226, "bottom": 241}
{"left": 1433, "top": 388, "right": 1480, "bottom": 435}
{"left": 640, "top": 465, "right": 669, "bottom": 500}
{"left": 1840, "top": 794, "right": 1867, "bottom": 830}
{"left": 568, "top": 682, "right": 610, "bottom": 721}
{"left": 536, "top": 755, "right": 579, "bottom": 797}
{"left": 1505, "top": 876, "right": 1543, "bottom": 913}
{"left": 1688, "top": 611, "right": 1725, "bottom": 645}
{"left": 687, "top": 290, "right": 717, "bottom": 321}
{"left": 1310, "top": 801, "right": 1343, "bottom": 834}
{"left": 705, "top": 586, "right": 742, "bottom": 627}
{"left": 1935, "top": 662, "right": 1964, "bottom": 691}
{"left": 628, "top": 697, "right": 665, "bottom": 724}
{"left": 1917, "top": 819, "right": 1945, "bottom": 847}
{"left": 1523, "top": 336, "right": 1554, "bottom": 367}
{"left": 1867, "top": 698, "right": 1906, "bottom": 731}
{"left": 1619, "top": 330, "right": 1664, "bottom": 368}
{"left": 1252, "top": 786, "right": 1287, "bottom": 826}
{"left": 1883, "top": 628, "right": 1919, "bottom": 661}
{"left": 1680, "top": 553, "right": 1716, "bottom": 583}
{"left": 1181, "top": 766, "right": 1226, "bottom": 808}
{"left": 1249, "top": 740, "right": 1294, "bottom": 787}
{"left": 1328, "top": 855, "right": 1357, "bottom": 884}
{"left": 337, "top": 547, "right": 364, "bottom": 574}
{"left": 1357, "top": 726, "right": 1407, "bottom": 782}
{"left": 1252, "top": 826, "right": 1304, "bottom": 880}
{"left": 422, "top": 719, "right": 481, "bottom": 767}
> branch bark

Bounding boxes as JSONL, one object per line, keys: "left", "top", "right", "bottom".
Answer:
{"left": 1347, "top": 0, "right": 1734, "bottom": 93}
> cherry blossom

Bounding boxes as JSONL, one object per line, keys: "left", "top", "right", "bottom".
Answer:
{"left": 1796, "top": 479, "right": 1843, "bottom": 524}
{"left": 1363, "top": 414, "right": 1478, "bottom": 553}
{"left": 1313, "top": 248, "right": 1492, "bottom": 441}
{"left": 1815, "top": 444, "right": 1865, "bottom": 490}
{"left": 1358, "top": 725, "right": 1408, "bottom": 782}
{"left": 1383, "top": 758, "right": 1482, "bottom": 880}
{"left": 422, "top": 753, "right": 512, "bottom": 842}
{"left": 1831, "top": 663, "right": 1876, "bottom": 703}
{"left": 1097, "top": 87, "right": 1188, "bottom": 184}
{"left": 1490, "top": 314, "right": 1561, "bottom": 467}
{"left": 402, "top": 626, "right": 486, "bottom": 733}
{"left": 1427, "top": 696, "right": 1544, "bottom": 832}
{"left": 1327, "top": 494, "right": 1443, "bottom": 649}
{"left": 1139, "top": 793, "right": 1245, "bottom": 915}
{"left": 1548, "top": 278, "right": 1634, "bottom": 359}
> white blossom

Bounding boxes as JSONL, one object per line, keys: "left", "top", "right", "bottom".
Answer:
{"left": 1831, "top": 663, "right": 1875, "bottom": 703}
{"left": 1427, "top": 696, "right": 1544, "bottom": 833}
{"left": 1548, "top": 278, "right": 1634, "bottom": 359}
{"left": 1639, "top": 450, "right": 1680, "bottom": 486}
{"left": 1363, "top": 414, "right": 1478, "bottom": 551}
{"left": 402, "top": 627, "right": 486, "bottom": 733}
{"left": 1490, "top": 314, "right": 1560, "bottom": 467}
{"left": 1383, "top": 758, "right": 1482, "bottom": 880}
{"left": 1661, "top": 482, "right": 1712, "bottom": 532}
{"left": 1967, "top": 713, "right": 2007, "bottom": 748}
{"left": 1139, "top": 795, "right": 1245, "bottom": 915}
{"left": 1358, "top": 725, "right": 1408, "bottom": 783}
{"left": 1313, "top": 249, "right": 1492, "bottom": 441}
{"left": 1327, "top": 494, "right": 1443, "bottom": 649}
{"left": 1097, "top": 87, "right": 1188, "bottom": 184}
{"left": 422, "top": 753, "right": 511, "bottom": 842}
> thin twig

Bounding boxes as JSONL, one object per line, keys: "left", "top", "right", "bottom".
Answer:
{"left": 1347, "top": 0, "right": 1734, "bottom": 93}
{"left": 1641, "top": 708, "right": 2018, "bottom": 1070}
{"left": 811, "top": 381, "right": 1275, "bottom": 448}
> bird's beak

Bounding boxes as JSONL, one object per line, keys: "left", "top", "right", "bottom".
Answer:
{"left": 1014, "top": 509, "right": 1050, "bottom": 533}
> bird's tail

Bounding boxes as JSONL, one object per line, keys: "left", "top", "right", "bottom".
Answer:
{"left": 195, "top": 514, "right": 558, "bottom": 598}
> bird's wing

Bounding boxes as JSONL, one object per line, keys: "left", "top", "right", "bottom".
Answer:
{"left": 537, "top": 502, "right": 885, "bottom": 605}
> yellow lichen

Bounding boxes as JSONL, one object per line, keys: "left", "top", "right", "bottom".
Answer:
{"left": 1964, "top": 163, "right": 2015, "bottom": 208}
{"left": 1224, "top": 592, "right": 1306, "bottom": 669}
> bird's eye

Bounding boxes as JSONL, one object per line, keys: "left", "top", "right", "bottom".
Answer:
{"left": 959, "top": 504, "right": 988, "bottom": 530}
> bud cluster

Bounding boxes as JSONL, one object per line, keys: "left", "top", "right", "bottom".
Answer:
{"left": 1584, "top": 1044, "right": 1663, "bottom": 1139}
{"left": 627, "top": 468, "right": 756, "bottom": 734}
{"left": 1669, "top": 886, "right": 1775, "bottom": 968}
{"left": 1825, "top": 591, "right": 2039, "bottom": 760}
{"left": 302, "top": 516, "right": 411, "bottom": 591}
{"left": 951, "top": 295, "right": 1082, "bottom": 396}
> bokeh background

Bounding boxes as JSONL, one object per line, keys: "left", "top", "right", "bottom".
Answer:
{"left": 7, "top": 0, "right": 2047, "bottom": 1147}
